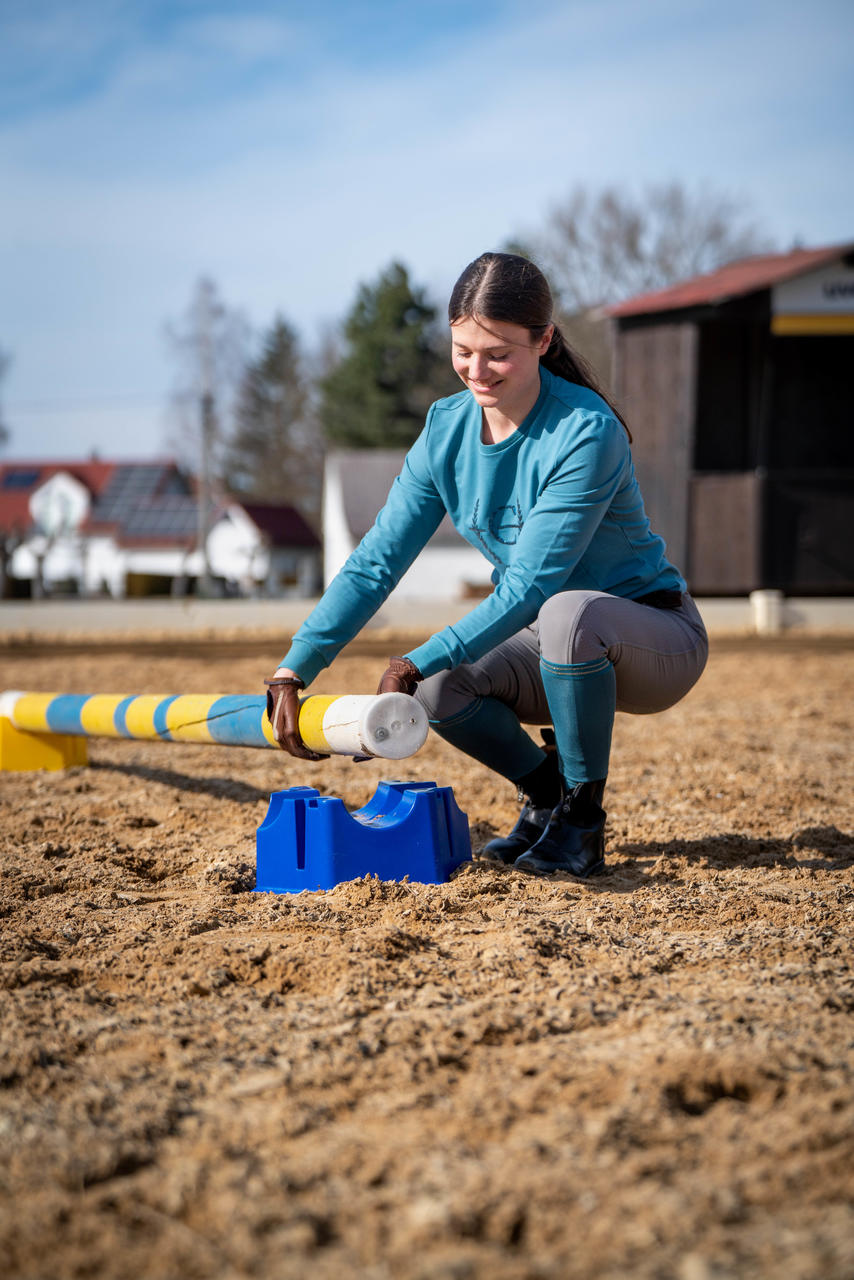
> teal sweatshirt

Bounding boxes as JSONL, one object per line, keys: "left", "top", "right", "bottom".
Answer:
{"left": 281, "top": 368, "right": 684, "bottom": 686}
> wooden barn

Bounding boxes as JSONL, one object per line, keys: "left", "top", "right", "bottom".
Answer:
{"left": 607, "top": 242, "right": 854, "bottom": 595}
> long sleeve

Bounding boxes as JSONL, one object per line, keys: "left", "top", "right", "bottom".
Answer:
{"left": 280, "top": 421, "right": 447, "bottom": 685}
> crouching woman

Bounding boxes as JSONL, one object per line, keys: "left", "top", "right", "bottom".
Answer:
{"left": 265, "top": 251, "right": 708, "bottom": 878}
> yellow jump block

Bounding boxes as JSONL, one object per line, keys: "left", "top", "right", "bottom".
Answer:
{"left": 0, "top": 717, "right": 88, "bottom": 772}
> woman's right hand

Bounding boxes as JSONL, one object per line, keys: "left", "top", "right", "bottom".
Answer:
{"left": 377, "top": 657, "right": 423, "bottom": 696}
{"left": 264, "top": 668, "right": 328, "bottom": 761}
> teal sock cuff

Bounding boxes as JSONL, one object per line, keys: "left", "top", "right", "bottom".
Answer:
{"left": 540, "top": 655, "right": 612, "bottom": 678}
{"left": 429, "top": 697, "right": 489, "bottom": 730}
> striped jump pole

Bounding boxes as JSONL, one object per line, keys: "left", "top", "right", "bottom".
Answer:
{"left": 0, "top": 688, "right": 472, "bottom": 892}
{"left": 0, "top": 690, "right": 429, "bottom": 772}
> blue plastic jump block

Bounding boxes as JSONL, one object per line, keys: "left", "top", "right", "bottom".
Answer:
{"left": 255, "top": 780, "right": 472, "bottom": 894}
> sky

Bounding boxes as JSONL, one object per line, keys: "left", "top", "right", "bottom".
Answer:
{"left": 1, "top": 0, "right": 852, "bottom": 461}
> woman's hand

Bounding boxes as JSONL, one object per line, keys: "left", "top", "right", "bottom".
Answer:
{"left": 377, "top": 657, "right": 423, "bottom": 696}
{"left": 264, "top": 667, "right": 328, "bottom": 760}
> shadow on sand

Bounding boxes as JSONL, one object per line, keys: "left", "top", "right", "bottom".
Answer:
{"left": 90, "top": 759, "right": 271, "bottom": 806}
{"left": 470, "top": 822, "right": 853, "bottom": 891}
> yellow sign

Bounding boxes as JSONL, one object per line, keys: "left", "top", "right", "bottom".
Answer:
{"left": 771, "top": 313, "right": 854, "bottom": 335}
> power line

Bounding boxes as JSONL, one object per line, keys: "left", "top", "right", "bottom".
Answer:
{"left": 6, "top": 393, "right": 166, "bottom": 413}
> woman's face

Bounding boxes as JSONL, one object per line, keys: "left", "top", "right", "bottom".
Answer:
{"left": 450, "top": 315, "right": 552, "bottom": 421}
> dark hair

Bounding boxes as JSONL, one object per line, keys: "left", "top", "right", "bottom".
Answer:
{"left": 448, "top": 251, "right": 630, "bottom": 439}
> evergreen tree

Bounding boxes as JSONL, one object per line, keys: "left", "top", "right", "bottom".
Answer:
{"left": 320, "top": 261, "right": 457, "bottom": 449}
{"left": 224, "top": 317, "right": 322, "bottom": 528}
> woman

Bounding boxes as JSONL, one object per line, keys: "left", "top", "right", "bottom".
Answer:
{"left": 265, "top": 252, "right": 708, "bottom": 878}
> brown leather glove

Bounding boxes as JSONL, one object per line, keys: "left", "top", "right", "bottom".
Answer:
{"left": 377, "top": 656, "right": 423, "bottom": 696}
{"left": 265, "top": 676, "right": 328, "bottom": 761}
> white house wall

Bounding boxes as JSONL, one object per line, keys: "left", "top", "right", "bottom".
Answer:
{"left": 205, "top": 509, "right": 320, "bottom": 595}
{"left": 124, "top": 548, "right": 203, "bottom": 578}
{"left": 12, "top": 534, "right": 86, "bottom": 591}
{"left": 322, "top": 453, "right": 493, "bottom": 601}
{"left": 206, "top": 507, "right": 270, "bottom": 589}
{"left": 268, "top": 548, "right": 321, "bottom": 597}
{"left": 83, "top": 536, "right": 129, "bottom": 597}
{"left": 28, "top": 472, "right": 91, "bottom": 536}
{"left": 322, "top": 455, "right": 355, "bottom": 586}
{"left": 10, "top": 542, "right": 43, "bottom": 582}
{"left": 326, "top": 539, "right": 491, "bottom": 602}
{"left": 11, "top": 471, "right": 97, "bottom": 591}
{"left": 89, "top": 540, "right": 201, "bottom": 597}
{"left": 392, "top": 546, "right": 492, "bottom": 601}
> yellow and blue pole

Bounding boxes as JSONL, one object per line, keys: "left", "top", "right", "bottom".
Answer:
{"left": 0, "top": 690, "right": 428, "bottom": 771}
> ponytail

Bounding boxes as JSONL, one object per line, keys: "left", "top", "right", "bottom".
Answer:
{"left": 540, "top": 325, "right": 631, "bottom": 441}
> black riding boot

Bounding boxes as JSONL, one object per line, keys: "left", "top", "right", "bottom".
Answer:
{"left": 514, "top": 779, "right": 607, "bottom": 879}
{"left": 481, "top": 734, "right": 561, "bottom": 865}
{"left": 481, "top": 799, "right": 556, "bottom": 865}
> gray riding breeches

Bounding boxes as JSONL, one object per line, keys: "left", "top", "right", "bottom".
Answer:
{"left": 414, "top": 590, "right": 709, "bottom": 725}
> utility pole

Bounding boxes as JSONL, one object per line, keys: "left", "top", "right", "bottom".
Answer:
{"left": 194, "top": 282, "right": 218, "bottom": 597}
{"left": 0, "top": 346, "right": 12, "bottom": 450}
{"left": 196, "top": 388, "right": 216, "bottom": 596}
{"left": 167, "top": 277, "right": 247, "bottom": 595}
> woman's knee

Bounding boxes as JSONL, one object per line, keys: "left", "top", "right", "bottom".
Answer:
{"left": 414, "top": 665, "right": 483, "bottom": 721}
{"left": 537, "top": 591, "right": 614, "bottom": 665}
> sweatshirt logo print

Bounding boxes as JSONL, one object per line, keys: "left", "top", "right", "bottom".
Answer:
{"left": 469, "top": 500, "right": 524, "bottom": 563}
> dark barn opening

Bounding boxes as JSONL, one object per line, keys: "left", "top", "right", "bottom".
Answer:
{"left": 609, "top": 244, "right": 854, "bottom": 596}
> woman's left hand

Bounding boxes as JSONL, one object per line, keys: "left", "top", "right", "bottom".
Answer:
{"left": 265, "top": 670, "right": 329, "bottom": 760}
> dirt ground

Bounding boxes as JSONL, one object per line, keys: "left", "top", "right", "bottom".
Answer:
{"left": 1, "top": 633, "right": 852, "bottom": 1280}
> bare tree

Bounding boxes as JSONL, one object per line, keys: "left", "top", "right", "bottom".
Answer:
{"left": 539, "top": 182, "right": 775, "bottom": 310}
{"left": 223, "top": 316, "right": 325, "bottom": 530}
{"left": 0, "top": 347, "right": 11, "bottom": 450}
{"left": 0, "top": 348, "right": 16, "bottom": 596}
{"left": 166, "top": 279, "right": 248, "bottom": 593}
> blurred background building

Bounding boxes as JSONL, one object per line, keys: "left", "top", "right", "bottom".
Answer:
{"left": 0, "top": 459, "right": 320, "bottom": 599}
{"left": 608, "top": 242, "right": 854, "bottom": 596}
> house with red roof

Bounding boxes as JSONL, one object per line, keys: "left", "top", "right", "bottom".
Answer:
{"left": 0, "top": 459, "right": 320, "bottom": 598}
{"left": 606, "top": 241, "right": 854, "bottom": 596}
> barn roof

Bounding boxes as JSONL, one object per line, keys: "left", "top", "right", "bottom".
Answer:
{"left": 607, "top": 242, "right": 854, "bottom": 319}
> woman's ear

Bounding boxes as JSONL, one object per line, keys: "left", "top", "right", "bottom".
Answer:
{"left": 538, "top": 324, "right": 555, "bottom": 356}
